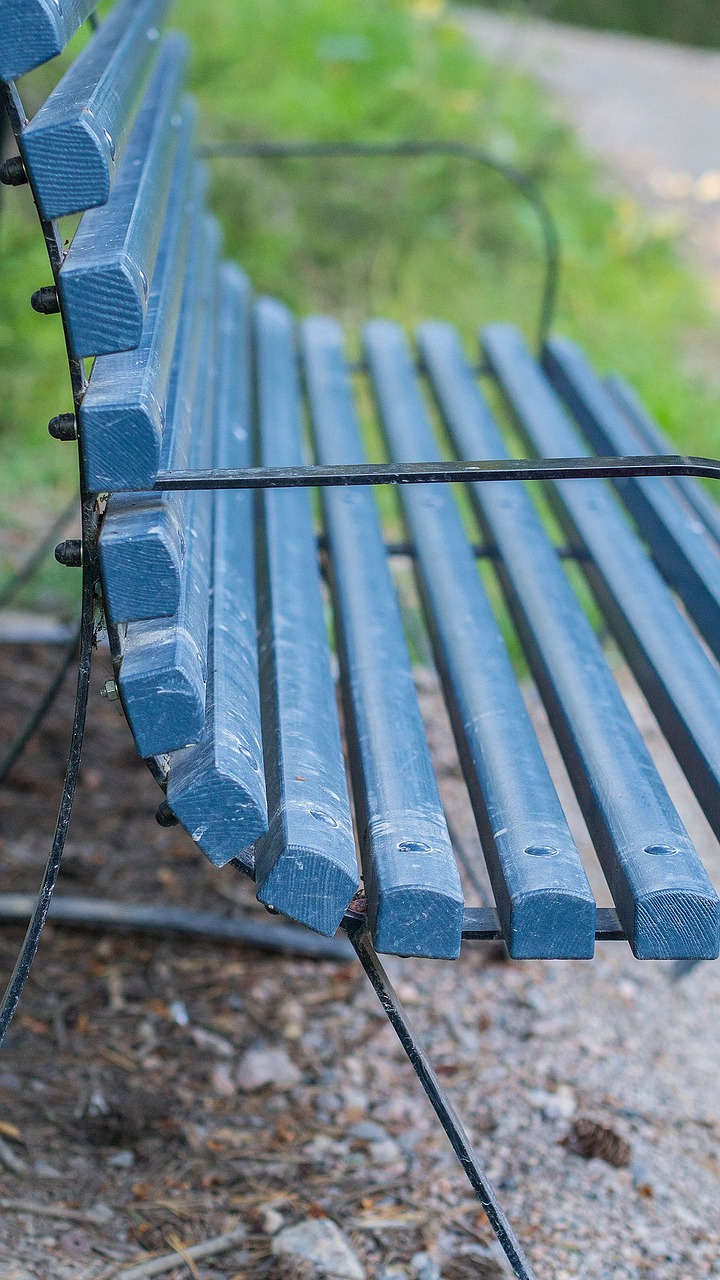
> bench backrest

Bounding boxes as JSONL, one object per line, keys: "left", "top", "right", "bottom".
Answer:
{"left": 0, "top": 0, "right": 374, "bottom": 949}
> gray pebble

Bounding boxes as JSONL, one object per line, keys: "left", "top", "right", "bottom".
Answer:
{"left": 272, "top": 1219, "right": 365, "bottom": 1280}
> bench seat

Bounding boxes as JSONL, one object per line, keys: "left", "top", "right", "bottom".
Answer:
{"left": 8, "top": 2, "right": 720, "bottom": 966}
{"left": 97, "top": 273, "right": 720, "bottom": 964}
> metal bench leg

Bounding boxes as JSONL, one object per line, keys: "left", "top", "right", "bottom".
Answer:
{"left": 346, "top": 919, "right": 537, "bottom": 1280}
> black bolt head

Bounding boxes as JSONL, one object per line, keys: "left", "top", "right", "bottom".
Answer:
{"left": 54, "top": 539, "right": 82, "bottom": 568}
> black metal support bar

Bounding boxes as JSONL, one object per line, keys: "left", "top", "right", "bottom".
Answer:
{"left": 459, "top": 905, "right": 625, "bottom": 941}
{"left": 200, "top": 138, "right": 560, "bottom": 350}
{"left": 142, "top": 453, "right": 720, "bottom": 494}
{"left": 346, "top": 918, "right": 538, "bottom": 1280}
{"left": 317, "top": 534, "right": 586, "bottom": 562}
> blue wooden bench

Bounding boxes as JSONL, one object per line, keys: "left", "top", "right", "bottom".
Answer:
{"left": 2, "top": 4, "right": 720, "bottom": 1276}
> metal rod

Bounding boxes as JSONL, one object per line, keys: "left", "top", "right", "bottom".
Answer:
{"left": 200, "top": 138, "right": 560, "bottom": 350}
{"left": 317, "top": 534, "right": 584, "bottom": 562}
{"left": 141, "top": 453, "right": 720, "bottom": 494}
{"left": 346, "top": 919, "right": 538, "bottom": 1280}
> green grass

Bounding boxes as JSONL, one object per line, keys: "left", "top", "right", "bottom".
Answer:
{"left": 1, "top": 0, "right": 719, "bottom": 541}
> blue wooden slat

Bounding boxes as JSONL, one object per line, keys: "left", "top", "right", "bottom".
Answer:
{"left": 98, "top": 205, "right": 215, "bottom": 624}
{"left": 0, "top": 0, "right": 99, "bottom": 83}
{"left": 484, "top": 323, "right": 720, "bottom": 856}
{"left": 20, "top": 0, "right": 171, "bottom": 219}
{"left": 116, "top": 249, "right": 218, "bottom": 759}
{"left": 544, "top": 337, "right": 720, "bottom": 665}
{"left": 58, "top": 35, "right": 188, "bottom": 358}
{"left": 302, "top": 317, "right": 463, "bottom": 960}
{"left": 166, "top": 265, "right": 268, "bottom": 864}
{"left": 364, "top": 320, "right": 595, "bottom": 960}
{"left": 253, "top": 298, "right": 359, "bottom": 937}
{"left": 80, "top": 105, "right": 197, "bottom": 493}
{"left": 421, "top": 321, "right": 718, "bottom": 961}
{"left": 605, "top": 373, "right": 720, "bottom": 549}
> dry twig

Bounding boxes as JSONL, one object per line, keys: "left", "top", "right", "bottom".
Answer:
{"left": 92, "top": 1223, "right": 247, "bottom": 1279}
{"left": 0, "top": 1196, "right": 109, "bottom": 1225}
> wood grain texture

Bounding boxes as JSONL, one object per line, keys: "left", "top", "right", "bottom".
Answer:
{"left": 253, "top": 297, "right": 359, "bottom": 937}
{"left": 58, "top": 34, "right": 188, "bottom": 358}
{"left": 545, "top": 337, "right": 720, "bottom": 663}
{"left": 303, "top": 316, "right": 463, "bottom": 959}
{"left": 117, "top": 226, "right": 219, "bottom": 758}
{"left": 483, "top": 322, "right": 720, "bottom": 958}
{"left": 167, "top": 265, "right": 268, "bottom": 865}
{"left": 0, "top": 0, "right": 98, "bottom": 82}
{"left": 21, "top": 0, "right": 172, "bottom": 219}
{"left": 366, "top": 319, "right": 595, "bottom": 960}
{"left": 80, "top": 105, "right": 197, "bottom": 493}
{"left": 98, "top": 202, "right": 215, "bottom": 624}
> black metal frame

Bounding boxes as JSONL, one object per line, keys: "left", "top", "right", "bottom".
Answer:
{"left": 2, "top": 55, "right": 719, "bottom": 1279}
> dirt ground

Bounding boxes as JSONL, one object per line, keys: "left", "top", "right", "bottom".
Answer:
{"left": 0, "top": 639, "right": 719, "bottom": 1280}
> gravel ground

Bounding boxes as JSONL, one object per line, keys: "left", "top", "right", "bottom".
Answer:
{"left": 0, "top": 642, "right": 718, "bottom": 1279}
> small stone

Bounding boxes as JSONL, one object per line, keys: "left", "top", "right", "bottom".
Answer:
{"left": 259, "top": 1205, "right": 286, "bottom": 1235}
{"left": 238, "top": 1045, "right": 301, "bottom": 1092}
{"left": 190, "top": 1026, "right": 235, "bottom": 1057}
{"left": 369, "top": 1138, "right": 403, "bottom": 1165}
{"left": 272, "top": 1218, "right": 365, "bottom": 1279}
{"left": 348, "top": 1120, "right": 389, "bottom": 1142}
{"left": 528, "top": 1087, "right": 576, "bottom": 1120}
{"left": 107, "top": 1149, "right": 135, "bottom": 1169}
{"left": 410, "top": 1252, "right": 441, "bottom": 1280}
{"left": 211, "top": 1063, "right": 236, "bottom": 1097}
{"left": 169, "top": 1000, "right": 189, "bottom": 1026}
{"left": 89, "top": 1203, "right": 114, "bottom": 1223}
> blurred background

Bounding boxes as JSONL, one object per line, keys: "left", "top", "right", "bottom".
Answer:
{"left": 473, "top": 0, "right": 720, "bottom": 47}
{"left": 2, "top": 0, "right": 720, "bottom": 610}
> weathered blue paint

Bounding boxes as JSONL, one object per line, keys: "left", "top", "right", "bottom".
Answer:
{"left": 364, "top": 320, "right": 595, "bottom": 960}
{"left": 20, "top": 0, "right": 171, "bottom": 219}
{"left": 80, "top": 107, "right": 197, "bottom": 494}
{"left": 484, "top": 323, "right": 720, "bottom": 879}
{"left": 422, "top": 321, "right": 718, "bottom": 961}
{"left": 98, "top": 209, "right": 217, "bottom": 624}
{"left": 167, "top": 265, "right": 268, "bottom": 864}
{"left": 253, "top": 298, "right": 359, "bottom": 937}
{"left": 604, "top": 373, "right": 720, "bottom": 548}
{"left": 544, "top": 337, "right": 720, "bottom": 666}
{"left": 58, "top": 35, "right": 188, "bottom": 358}
{"left": 117, "top": 244, "right": 218, "bottom": 759}
{"left": 302, "top": 317, "right": 464, "bottom": 960}
{"left": 0, "top": 0, "right": 99, "bottom": 83}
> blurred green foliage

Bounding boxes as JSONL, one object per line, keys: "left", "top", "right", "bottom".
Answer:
{"left": 473, "top": 0, "right": 720, "bottom": 49}
{"left": 1, "top": 0, "right": 719, "bottom": 543}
